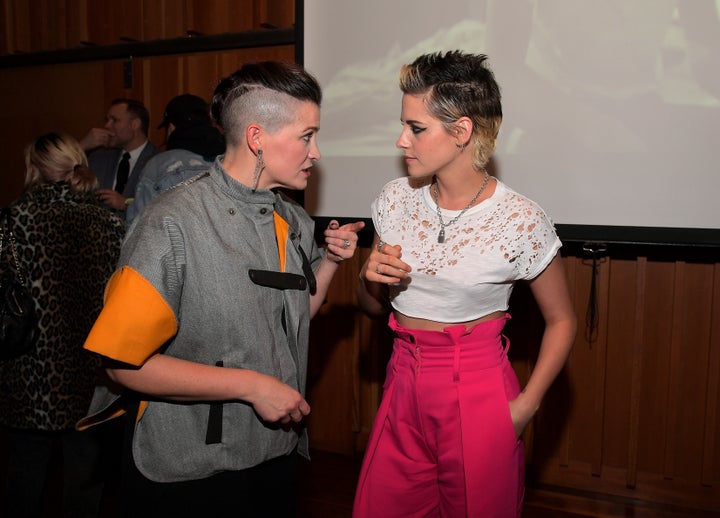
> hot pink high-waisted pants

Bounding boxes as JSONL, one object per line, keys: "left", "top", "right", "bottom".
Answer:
{"left": 353, "top": 314, "right": 524, "bottom": 518}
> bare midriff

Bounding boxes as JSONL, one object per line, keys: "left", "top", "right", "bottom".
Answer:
{"left": 394, "top": 310, "right": 506, "bottom": 332}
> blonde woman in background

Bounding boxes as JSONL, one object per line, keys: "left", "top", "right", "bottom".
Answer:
{"left": 0, "top": 133, "right": 125, "bottom": 517}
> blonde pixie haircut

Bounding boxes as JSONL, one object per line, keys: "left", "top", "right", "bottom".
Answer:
{"left": 24, "top": 132, "right": 97, "bottom": 192}
{"left": 399, "top": 51, "right": 503, "bottom": 171}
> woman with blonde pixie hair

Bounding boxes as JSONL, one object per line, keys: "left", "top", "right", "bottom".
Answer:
{"left": 1, "top": 132, "right": 124, "bottom": 517}
{"left": 354, "top": 51, "right": 576, "bottom": 517}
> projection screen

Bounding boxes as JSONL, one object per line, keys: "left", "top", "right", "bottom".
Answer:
{"left": 302, "top": 1, "right": 720, "bottom": 245}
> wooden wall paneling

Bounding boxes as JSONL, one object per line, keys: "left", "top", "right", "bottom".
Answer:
{"left": 185, "top": 0, "right": 255, "bottom": 36}
{"left": 30, "top": 0, "right": 50, "bottom": 51}
{"left": 216, "top": 45, "right": 296, "bottom": 78}
{"left": 626, "top": 256, "right": 647, "bottom": 489}
{"left": 306, "top": 254, "right": 364, "bottom": 455}
{"left": 355, "top": 312, "right": 371, "bottom": 452}
{"left": 141, "top": 54, "right": 185, "bottom": 147}
{"left": 47, "top": 0, "right": 69, "bottom": 50}
{"left": 33, "top": 0, "right": 54, "bottom": 50}
{"left": 359, "top": 313, "right": 394, "bottom": 453}
{"left": 542, "top": 254, "right": 602, "bottom": 475}
{"left": 85, "top": 2, "right": 111, "bottom": 45}
{"left": 347, "top": 257, "right": 363, "bottom": 443}
{"left": 106, "top": 0, "right": 143, "bottom": 43}
{"left": 637, "top": 259, "right": 675, "bottom": 475}
{"left": 602, "top": 259, "right": 638, "bottom": 475}
{"left": 183, "top": 52, "right": 224, "bottom": 102}
{"left": 701, "top": 263, "right": 720, "bottom": 486}
{"left": 354, "top": 248, "right": 374, "bottom": 448}
{"left": 303, "top": 249, "right": 391, "bottom": 456}
{"left": 352, "top": 248, "right": 393, "bottom": 454}
{"left": 668, "top": 262, "right": 714, "bottom": 481}
{"left": 664, "top": 261, "right": 685, "bottom": 480}
{"left": 85, "top": 0, "right": 143, "bottom": 45}
{"left": 589, "top": 255, "right": 611, "bottom": 477}
{"left": 561, "top": 253, "right": 610, "bottom": 475}
{"left": 10, "top": 0, "right": 30, "bottom": 52}
{"left": 66, "top": 0, "right": 89, "bottom": 48}
{"left": 254, "top": 0, "right": 295, "bottom": 29}
{"left": 0, "top": 61, "right": 107, "bottom": 206}
{"left": 0, "top": 0, "right": 12, "bottom": 54}
{"left": 143, "top": 0, "right": 187, "bottom": 41}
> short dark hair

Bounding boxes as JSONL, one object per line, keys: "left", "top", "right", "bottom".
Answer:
{"left": 210, "top": 61, "right": 322, "bottom": 143}
{"left": 111, "top": 98, "right": 150, "bottom": 136}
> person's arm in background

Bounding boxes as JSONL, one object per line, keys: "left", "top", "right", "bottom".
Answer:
{"left": 80, "top": 128, "right": 113, "bottom": 152}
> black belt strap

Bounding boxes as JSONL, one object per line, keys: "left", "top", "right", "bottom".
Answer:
{"left": 205, "top": 360, "right": 224, "bottom": 444}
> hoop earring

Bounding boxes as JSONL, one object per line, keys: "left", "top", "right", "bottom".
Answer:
{"left": 252, "top": 149, "right": 264, "bottom": 191}
{"left": 457, "top": 142, "right": 466, "bottom": 152}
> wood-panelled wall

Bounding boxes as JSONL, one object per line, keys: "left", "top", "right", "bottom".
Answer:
{"left": 0, "top": 0, "right": 295, "bottom": 206}
{"left": 307, "top": 246, "right": 720, "bottom": 512}
{"left": 0, "top": 0, "right": 293, "bottom": 53}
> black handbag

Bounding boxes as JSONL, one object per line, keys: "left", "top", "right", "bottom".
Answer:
{"left": 0, "top": 209, "right": 39, "bottom": 360}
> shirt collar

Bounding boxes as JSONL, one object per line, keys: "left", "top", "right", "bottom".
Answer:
{"left": 125, "top": 140, "right": 148, "bottom": 164}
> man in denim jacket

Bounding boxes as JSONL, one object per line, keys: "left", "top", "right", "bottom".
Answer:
{"left": 126, "top": 94, "right": 225, "bottom": 226}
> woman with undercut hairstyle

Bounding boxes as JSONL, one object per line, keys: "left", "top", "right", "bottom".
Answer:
{"left": 79, "top": 62, "right": 364, "bottom": 517}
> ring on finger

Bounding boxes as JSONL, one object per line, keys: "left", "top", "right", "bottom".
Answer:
{"left": 342, "top": 239, "right": 351, "bottom": 249}
{"left": 377, "top": 240, "right": 385, "bottom": 253}
{"left": 375, "top": 264, "right": 381, "bottom": 274}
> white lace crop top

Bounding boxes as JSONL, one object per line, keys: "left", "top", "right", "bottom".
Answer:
{"left": 372, "top": 176, "right": 561, "bottom": 322}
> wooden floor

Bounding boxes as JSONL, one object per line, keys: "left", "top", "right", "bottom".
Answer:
{"left": 297, "top": 449, "right": 720, "bottom": 518}
{"left": 2, "top": 440, "right": 718, "bottom": 517}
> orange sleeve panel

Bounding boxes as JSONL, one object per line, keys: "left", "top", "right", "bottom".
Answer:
{"left": 84, "top": 266, "right": 178, "bottom": 366}
{"left": 76, "top": 399, "right": 128, "bottom": 431}
{"left": 274, "top": 211, "right": 289, "bottom": 272}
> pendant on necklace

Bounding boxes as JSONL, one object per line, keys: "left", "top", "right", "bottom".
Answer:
{"left": 438, "top": 228, "right": 445, "bottom": 243}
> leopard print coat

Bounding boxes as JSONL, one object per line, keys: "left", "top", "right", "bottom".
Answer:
{"left": 0, "top": 182, "right": 124, "bottom": 431}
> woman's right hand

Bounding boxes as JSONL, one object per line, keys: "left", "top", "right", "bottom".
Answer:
{"left": 363, "top": 239, "right": 411, "bottom": 285}
{"left": 248, "top": 372, "right": 311, "bottom": 424}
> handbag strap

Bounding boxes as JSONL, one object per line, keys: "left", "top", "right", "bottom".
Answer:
{"left": 0, "top": 208, "right": 26, "bottom": 284}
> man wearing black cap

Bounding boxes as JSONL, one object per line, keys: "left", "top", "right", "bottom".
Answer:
{"left": 126, "top": 94, "right": 225, "bottom": 226}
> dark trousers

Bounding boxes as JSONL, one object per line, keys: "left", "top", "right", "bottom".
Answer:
{"left": 121, "top": 437, "right": 299, "bottom": 518}
{"left": 2, "top": 426, "right": 105, "bottom": 518}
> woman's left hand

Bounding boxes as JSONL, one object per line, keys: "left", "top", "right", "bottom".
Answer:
{"left": 508, "top": 393, "right": 537, "bottom": 438}
{"left": 323, "top": 219, "right": 365, "bottom": 263}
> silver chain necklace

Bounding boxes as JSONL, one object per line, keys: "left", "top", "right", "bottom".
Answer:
{"left": 432, "top": 170, "right": 490, "bottom": 243}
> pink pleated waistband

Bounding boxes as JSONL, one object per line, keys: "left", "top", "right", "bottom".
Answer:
{"left": 388, "top": 313, "right": 511, "bottom": 375}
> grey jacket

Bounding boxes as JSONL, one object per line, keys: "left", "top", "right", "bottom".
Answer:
{"left": 83, "top": 158, "right": 321, "bottom": 482}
